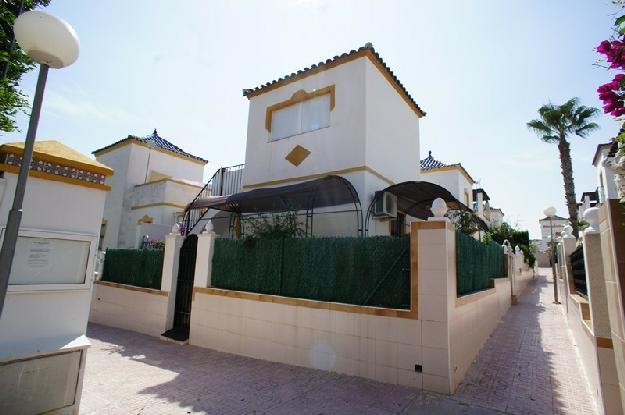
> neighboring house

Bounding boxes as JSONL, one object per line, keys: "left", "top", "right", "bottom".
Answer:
{"left": 536, "top": 215, "right": 568, "bottom": 253}
{"left": 418, "top": 151, "right": 504, "bottom": 228}
{"left": 472, "top": 189, "right": 505, "bottom": 229}
{"left": 485, "top": 207, "right": 504, "bottom": 227}
{"left": 237, "top": 43, "right": 426, "bottom": 236}
{"left": 577, "top": 190, "right": 599, "bottom": 220}
{"left": 420, "top": 151, "right": 475, "bottom": 207}
{"left": 93, "top": 129, "right": 207, "bottom": 249}
{"left": 592, "top": 140, "right": 619, "bottom": 203}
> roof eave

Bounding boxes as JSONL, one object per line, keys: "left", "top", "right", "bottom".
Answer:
{"left": 243, "top": 46, "right": 426, "bottom": 118}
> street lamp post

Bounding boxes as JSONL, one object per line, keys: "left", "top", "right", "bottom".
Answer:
{"left": 543, "top": 206, "right": 560, "bottom": 304}
{"left": 0, "top": 11, "right": 79, "bottom": 317}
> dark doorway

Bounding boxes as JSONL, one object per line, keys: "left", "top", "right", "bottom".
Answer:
{"left": 162, "top": 234, "right": 197, "bottom": 341}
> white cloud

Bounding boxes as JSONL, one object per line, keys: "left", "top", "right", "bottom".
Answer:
{"left": 43, "top": 88, "right": 144, "bottom": 124}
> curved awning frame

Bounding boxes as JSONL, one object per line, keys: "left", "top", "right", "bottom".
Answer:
{"left": 364, "top": 181, "right": 489, "bottom": 235}
{"left": 185, "top": 175, "right": 364, "bottom": 237}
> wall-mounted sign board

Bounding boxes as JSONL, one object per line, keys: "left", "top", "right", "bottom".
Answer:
{"left": 4, "top": 229, "right": 97, "bottom": 292}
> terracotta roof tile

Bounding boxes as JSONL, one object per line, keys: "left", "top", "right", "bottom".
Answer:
{"left": 93, "top": 129, "right": 207, "bottom": 163}
{"left": 243, "top": 43, "right": 425, "bottom": 117}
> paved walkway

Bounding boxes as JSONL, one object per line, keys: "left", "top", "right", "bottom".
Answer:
{"left": 453, "top": 268, "right": 597, "bottom": 414}
{"left": 81, "top": 270, "right": 597, "bottom": 415}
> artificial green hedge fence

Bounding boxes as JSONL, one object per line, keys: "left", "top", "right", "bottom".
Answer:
{"left": 456, "top": 231, "right": 504, "bottom": 296}
{"left": 212, "top": 236, "right": 411, "bottom": 309}
{"left": 101, "top": 249, "right": 164, "bottom": 290}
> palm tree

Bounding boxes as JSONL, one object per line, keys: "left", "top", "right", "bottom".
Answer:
{"left": 527, "top": 98, "right": 599, "bottom": 237}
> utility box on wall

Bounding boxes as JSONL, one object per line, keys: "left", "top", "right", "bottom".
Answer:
{"left": 0, "top": 141, "right": 113, "bottom": 415}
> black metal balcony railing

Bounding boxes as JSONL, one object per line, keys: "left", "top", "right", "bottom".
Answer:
{"left": 183, "top": 164, "right": 244, "bottom": 235}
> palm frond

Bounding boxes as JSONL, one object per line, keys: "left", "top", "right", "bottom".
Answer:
{"left": 541, "top": 135, "right": 559, "bottom": 143}
{"left": 575, "top": 122, "right": 600, "bottom": 138}
{"left": 538, "top": 103, "right": 556, "bottom": 118}
{"left": 560, "top": 97, "right": 579, "bottom": 118}
{"left": 527, "top": 119, "right": 553, "bottom": 134}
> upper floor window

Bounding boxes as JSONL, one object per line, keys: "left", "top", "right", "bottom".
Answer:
{"left": 266, "top": 85, "right": 335, "bottom": 142}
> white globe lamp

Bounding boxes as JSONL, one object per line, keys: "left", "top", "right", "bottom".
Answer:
{"left": 542, "top": 206, "right": 560, "bottom": 304}
{"left": 543, "top": 206, "right": 556, "bottom": 217}
{"left": 14, "top": 11, "right": 79, "bottom": 68}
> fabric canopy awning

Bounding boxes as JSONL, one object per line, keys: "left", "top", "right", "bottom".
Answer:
{"left": 189, "top": 175, "right": 360, "bottom": 214}
{"left": 371, "top": 181, "right": 489, "bottom": 230}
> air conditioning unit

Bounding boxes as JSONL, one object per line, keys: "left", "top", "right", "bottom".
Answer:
{"left": 373, "top": 191, "right": 397, "bottom": 219}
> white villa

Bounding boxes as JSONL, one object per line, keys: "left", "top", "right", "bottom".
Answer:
{"left": 592, "top": 140, "right": 620, "bottom": 203}
{"left": 536, "top": 215, "right": 568, "bottom": 253}
{"left": 186, "top": 43, "right": 448, "bottom": 238}
{"left": 419, "top": 151, "right": 504, "bottom": 228}
{"left": 93, "top": 130, "right": 207, "bottom": 249}
{"left": 419, "top": 151, "right": 474, "bottom": 207}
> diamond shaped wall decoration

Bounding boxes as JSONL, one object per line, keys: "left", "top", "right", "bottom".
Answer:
{"left": 285, "top": 145, "right": 311, "bottom": 167}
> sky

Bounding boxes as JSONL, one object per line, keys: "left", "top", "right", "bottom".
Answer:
{"left": 2, "top": 0, "right": 620, "bottom": 239}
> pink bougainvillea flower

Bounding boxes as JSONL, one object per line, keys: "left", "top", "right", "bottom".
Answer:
{"left": 597, "top": 38, "right": 625, "bottom": 70}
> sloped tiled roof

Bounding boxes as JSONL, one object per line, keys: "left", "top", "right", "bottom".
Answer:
{"left": 2, "top": 140, "right": 113, "bottom": 176}
{"left": 420, "top": 151, "right": 448, "bottom": 170}
{"left": 539, "top": 215, "right": 568, "bottom": 222}
{"left": 93, "top": 129, "right": 207, "bottom": 163}
{"left": 420, "top": 151, "right": 476, "bottom": 184}
{"left": 243, "top": 43, "right": 426, "bottom": 118}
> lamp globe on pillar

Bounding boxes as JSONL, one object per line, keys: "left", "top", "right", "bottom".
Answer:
{"left": 543, "top": 206, "right": 560, "bottom": 304}
{"left": 0, "top": 11, "right": 79, "bottom": 317}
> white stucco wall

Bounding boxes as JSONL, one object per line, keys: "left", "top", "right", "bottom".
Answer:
{"left": 364, "top": 58, "right": 420, "bottom": 186}
{"left": 242, "top": 58, "right": 367, "bottom": 190}
{"left": 95, "top": 145, "right": 131, "bottom": 249}
{"left": 0, "top": 174, "right": 106, "bottom": 349}
{"left": 90, "top": 282, "right": 169, "bottom": 337}
{"left": 421, "top": 169, "right": 473, "bottom": 206}
{"left": 539, "top": 218, "right": 568, "bottom": 240}
{"left": 595, "top": 148, "right": 619, "bottom": 202}
{"left": 241, "top": 57, "right": 422, "bottom": 227}
{"left": 96, "top": 142, "right": 205, "bottom": 249}
{"left": 421, "top": 170, "right": 460, "bottom": 200}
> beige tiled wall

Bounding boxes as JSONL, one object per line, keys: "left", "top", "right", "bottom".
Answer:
{"left": 600, "top": 210, "right": 625, "bottom": 414}
{"left": 190, "top": 294, "right": 424, "bottom": 389}
{"left": 188, "top": 219, "right": 522, "bottom": 395}
{"left": 89, "top": 283, "right": 168, "bottom": 337}
{"left": 449, "top": 278, "right": 512, "bottom": 391}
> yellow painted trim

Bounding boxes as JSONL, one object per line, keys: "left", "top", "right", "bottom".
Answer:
{"left": 95, "top": 280, "right": 168, "bottom": 296}
{"left": 93, "top": 138, "right": 207, "bottom": 166}
{"left": 134, "top": 177, "right": 203, "bottom": 190}
{"left": 242, "top": 165, "right": 394, "bottom": 189}
{"left": 0, "top": 163, "right": 111, "bottom": 191}
{"left": 1, "top": 143, "right": 114, "bottom": 176}
{"left": 246, "top": 50, "right": 425, "bottom": 118}
{"left": 193, "top": 286, "right": 417, "bottom": 319}
{"left": 265, "top": 85, "right": 335, "bottom": 132}
{"left": 130, "top": 202, "right": 188, "bottom": 210}
{"left": 421, "top": 164, "right": 475, "bottom": 185}
{"left": 137, "top": 214, "right": 154, "bottom": 224}
{"left": 596, "top": 336, "right": 614, "bottom": 349}
{"left": 456, "top": 287, "right": 497, "bottom": 307}
{"left": 191, "top": 218, "right": 422, "bottom": 320}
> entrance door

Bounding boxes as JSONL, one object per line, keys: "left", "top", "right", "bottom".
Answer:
{"left": 167, "top": 234, "right": 198, "bottom": 341}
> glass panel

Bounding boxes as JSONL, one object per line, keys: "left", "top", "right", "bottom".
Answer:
{"left": 270, "top": 103, "right": 301, "bottom": 141}
{"left": 301, "top": 94, "right": 330, "bottom": 133}
{"left": 9, "top": 237, "right": 90, "bottom": 285}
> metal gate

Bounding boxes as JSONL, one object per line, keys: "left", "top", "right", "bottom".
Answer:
{"left": 570, "top": 246, "right": 587, "bottom": 297}
{"left": 170, "top": 235, "right": 198, "bottom": 340}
